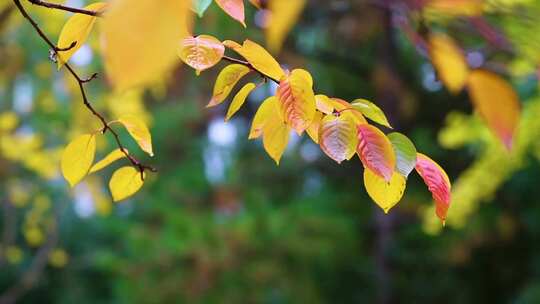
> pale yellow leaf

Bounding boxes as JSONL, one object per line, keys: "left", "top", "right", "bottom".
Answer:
{"left": 364, "top": 168, "right": 406, "bottom": 214}
{"left": 208, "top": 64, "right": 251, "bottom": 107}
{"left": 89, "top": 148, "right": 128, "bottom": 174}
{"left": 226, "top": 82, "right": 257, "bottom": 121}
{"left": 263, "top": 115, "right": 290, "bottom": 165}
{"left": 429, "top": 33, "right": 469, "bottom": 94}
{"left": 315, "top": 95, "right": 334, "bottom": 115}
{"left": 223, "top": 39, "right": 285, "bottom": 81}
{"left": 266, "top": 0, "right": 307, "bottom": 53}
{"left": 118, "top": 115, "right": 153, "bottom": 156}
{"left": 249, "top": 96, "right": 279, "bottom": 139}
{"left": 61, "top": 134, "right": 96, "bottom": 187}
{"left": 57, "top": 2, "right": 107, "bottom": 69}
{"left": 109, "top": 166, "right": 145, "bottom": 202}
{"left": 101, "top": 0, "right": 192, "bottom": 90}
{"left": 179, "top": 35, "right": 224, "bottom": 74}
{"left": 306, "top": 111, "right": 323, "bottom": 143}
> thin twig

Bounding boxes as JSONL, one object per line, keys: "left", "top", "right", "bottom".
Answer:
{"left": 27, "top": 0, "right": 101, "bottom": 16}
{"left": 12, "top": 0, "right": 155, "bottom": 177}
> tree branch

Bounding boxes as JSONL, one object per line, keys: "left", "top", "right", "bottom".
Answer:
{"left": 27, "top": 0, "right": 101, "bottom": 16}
{"left": 12, "top": 0, "right": 156, "bottom": 177}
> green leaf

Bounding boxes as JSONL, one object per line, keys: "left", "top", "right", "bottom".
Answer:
{"left": 192, "top": 0, "right": 213, "bottom": 17}
{"left": 388, "top": 132, "right": 417, "bottom": 178}
{"left": 351, "top": 99, "right": 392, "bottom": 128}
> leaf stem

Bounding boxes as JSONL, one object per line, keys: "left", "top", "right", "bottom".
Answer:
{"left": 26, "top": 0, "right": 102, "bottom": 16}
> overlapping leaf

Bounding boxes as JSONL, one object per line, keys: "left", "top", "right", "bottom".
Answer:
{"left": 215, "top": 0, "right": 246, "bottom": 27}
{"left": 109, "top": 166, "right": 145, "bottom": 202}
{"left": 351, "top": 99, "right": 392, "bottom": 128}
{"left": 249, "top": 96, "right": 279, "bottom": 139}
{"left": 61, "top": 134, "right": 96, "bottom": 187}
{"left": 179, "top": 35, "right": 225, "bottom": 74}
{"left": 226, "top": 82, "right": 257, "bottom": 121}
{"left": 319, "top": 114, "right": 358, "bottom": 163}
{"left": 364, "top": 169, "right": 406, "bottom": 214}
{"left": 223, "top": 39, "right": 285, "bottom": 81}
{"left": 429, "top": 33, "right": 469, "bottom": 94}
{"left": 388, "top": 132, "right": 417, "bottom": 178}
{"left": 208, "top": 64, "right": 251, "bottom": 107}
{"left": 357, "top": 124, "right": 395, "bottom": 182}
{"left": 315, "top": 95, "right": 334, "bottom": 115}
{"left": 306, "top": 111, "right": 323, "bottom": 143}
{"left": 262, "top": 116, "right": 290, "bottom": 165}
{"left": 331, "top": 98, "right": 367, "bottom": 124}
{"left": 118, "top": 115, "right": 153, "bottom": 157}
{"left": 467, "top": 70, "right": 520, "bottom": 150}
{"left": 415, "top": 153, "right": 451, "bottom": 223}
{"left": 192, "top": 0, "right": 213, "bottom": 17}
{"left": 57, "top": 2, "right": 106, "bottom": 68}
{"left": 89, "top": 148, "right": 128, "bottom": 174}
{"left": 276, "top": 69, "right": 316, "bottom": 134}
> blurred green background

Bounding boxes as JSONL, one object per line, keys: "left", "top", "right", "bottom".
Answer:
{"left": 2, "top": 0, "right": 540, "bottom": 303}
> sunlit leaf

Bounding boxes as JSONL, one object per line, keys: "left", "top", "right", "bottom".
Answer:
{"left": 357, "top": 124, "right": 395, "bottom": 182}
{"left": 61, "top": 134, "right": 96, "bottom": 187}
{"left": 226, "top": 82, "right": 257, "bottom": 121}
{"left": 425, "top": 0, "right": 484, "bottom": 16}
{"left": 415, "top": 153, "right": 451, "bottom": 223}
{"left": 319, "top": 114, "right": 358, "bottom": 163}
{"left": 276, "top": 69, "right": 316, "bottom": 134}
{"left": 57, "top": 2, "right": 106, "bottom": 69}
{"left": 223, "top": 39, "right": 285, "bottom": 81}
{"left": 364, "top": 168, "right": 406, "bottom": 214}
{"left": 89, "top": 148, "right": 128, "bottom": 174}
{"left": 351, "top": 99, "right": 392, "bottom": 128}
{"left": 215, "top": 0, "right": 246, "bottom": 27}
{"left": 179, "top": 35, "right": 225, "bottom": 74}
{"left": 388, "top": 132, "right": 417, "bottom": 178}
{"left": 109, "top": 166, "right": 145, "bottom": 202}
{"left": 208, "top": 64, "right": 251, "bottom": 107}
{"left": 266, "top": 0, "right": 307, "bottom": 53}
{"left": 331, "top": 98, "right": 367, "bottom": 125}
{"left": 306, "top": 111, "right": 323, "bottom": 143}
{"left": 429, "top": 33, "right": 469, "bottom": 94}
{"left": 263, "top": 116, "right": 290, "bottom": 165}
{"left": 249, "top": 96, "right": 279, "bottom": 139}
{"left": 467, "top": 70, "right": 521, "bottom": 150}
{"left": 192, "top": 0, "right": 212, "bottom": 17}
{"left": 118, "top": 115, "right": 153, "bottom": 157}
{"left": 102, "top": 0, "right": 191, "bottom": 90}
{"left": 315, "top": 95, "right": 334, "bottom": 115}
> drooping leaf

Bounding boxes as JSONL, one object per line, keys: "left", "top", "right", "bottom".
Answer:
{"left": 364, "top": 168, "right": 406, "bottom": 214}
{"left": 61, "top": 134, "right": 96, "bottom": 187}
{"left": 319, "top": 114, "right": 358, "bottom": 163}
{"left": 89, "top": 148, "right": 128, "bottom": 174}
{"left": 118, "top": 115, "right": 153, "bottom": 157}
{"left": 208, "top": 64, "right": 251, "bottom": 107}
{"left": 223, "top": 39, "right": 285, "bottom": 81}
{"left": 306, "top": 111, "right": 323, "bottom": 143}
{"left": 179, "top": 35, "right": 225, "bottom": 74}
{"left": 467, "top": 70, "right": 520, "bottom": 150}
{"left": 249, "top": 96, "right": 279, "bottom": 139}
{"left": 248, "top": 0, "right": 262, "bottom": 9}
{"left": 109, "top": 166, "right": 145, "bottom": 202}
{"left": 357, "top": 124, "right": 395, "bottom": 182}
{"left": 192, "top": 0, "right": 213, "bottom": 17}
{"left": 263, "top": 115, "right": 290, "bottom": 165}
{"left": 315, "top": 94, "right": 334, "bottom": 115}
{"left": 415, "top": 153, "right": 451, "bottom": 223}
{"left": 226, "top": 82, "right": 257, "bottom": 121}
{"left": 266, "top": 0, "right": 307, "bottom": 53}
{"left": 429, "top": 33, "right": 469, "bottom": 94}
{"left": 330, "top": 98, "right": 367, "bottom": 125}
{"left": 351, "top": 99, "right": 392, "bottom": 128}
{"left": 388, "top": 132, "right": 417, "bottom": 178}
{"left": 276, "top": 69, "right": 316, "bottom": 134}
{"left": 57, "top": 2, "right": 107, "bottom": 69}
{"left": 215, "top": 0, "right": 246, "bottom": 27}
{"left": 102, "top": 0, "right": 191, "bottom": 90}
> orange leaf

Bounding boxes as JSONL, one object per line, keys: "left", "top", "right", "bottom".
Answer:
{"left": 276, "top": 69, "right": 316, "bottom": 134}
{"left": 415, "top": 153, "right": 451, "bottom": 223}
{"left": 429, "top": 33, "right": 469, "bottom": 94}
{"left": 319, "top": 114, "right": 358, "bottom": 163}
{"left": 223, "top": 39, "right": 285, "bottom": 81}
{"left": 467, "top": 70, "right": 520, "bottom": 150}
{"left": 179, "top": 35, "right": 225, "bottom": 74}
{"left": 357, "top": 124, "right": 395, "bottom": 182}
{"left": 215, "top": 0, "right": 246, "bottom": 27}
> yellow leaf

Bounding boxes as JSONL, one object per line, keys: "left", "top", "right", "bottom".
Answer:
{"left": 249, "top": 96, "right": 279, "bottom": 139}
{"left": 319, "top": 113, "right": 358, "bottom": 163}
{"left": 315, "top": 95, "right": 334, "bottom": 115}
{"left": 331, "top": 98, "right": 367, "bottom": 125}
{"left": 263, "top": 115, "right": 290, "bottom": 165}
{"left": 208, "top": 64, "right": 251, "bottom": 107}
{"left": 226, "top": 82, "right": 257, "bottom": 121}
{"left": 223, "top": 39, "right": 285, "bottom": 81}
{"left": 276, "top": 69, "right": 316, "bottom": 134}
{"left": 57, "top": 2, "right": 107, "bottom": 69}
{"left": 61, "top": 134, "right": 96, "bottom": 187}
{"left": 364, "top": 168, "right": 406, "bottom": 214}
{"left": 266, "top": 0, "right": 307, "bottom": 53}
{"left": 179, "top": 35, "right": 225, "bottom": 74}
{"left": 89, "top": 148, "right": 128, "bottom": 174}
{"left": 467, "top": 70, "right": 521, "bottom": 150}
{"left": 215, "top": 0, "right": 246, "bottom": 27}
{"left": 425, "top": 0, "right": 484, "bottom": 16}
{"left": 429, "top": 33, "right": 469, "bottom": 94}
{"left": 118, "top": 115, "right": 153, "bottom": 156}
{"left": 306, "top": 111, "right": 323, "bottom": 143}
{"left": 109, "top": 166, "right": 145, "bottom": 202}
{"left": 351, "top": 99, "right": 392, "bottom": 128}
{"left": 101, "top": 0, "right": 192, "bottom": 90}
